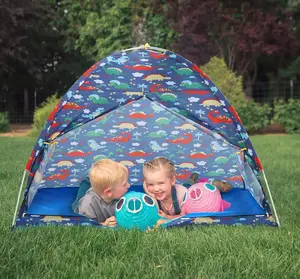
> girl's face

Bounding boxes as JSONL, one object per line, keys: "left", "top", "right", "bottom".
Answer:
{"left": 144, "top": 169, "right": 176, "bottom": 201}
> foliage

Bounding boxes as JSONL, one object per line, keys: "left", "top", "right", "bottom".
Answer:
{"left": 201, "top": 56, "right": 247, "bottom": 108}
{"left": 29, "top": 94, "right": 61, "bottom": 137}
{"left": 236, "top": 101, "right": 271, "bottom": 133}
{"left": 163, "top": 0, "right": 298, "bottom": 84}
{"left": 0, "top": 112, "right": 9, "bottom": 133}
{"left": 272, "top": 99, "right": 300, "bottom": 133}
{"left": 53, "top": 0, "right": 178, "bottom": 61}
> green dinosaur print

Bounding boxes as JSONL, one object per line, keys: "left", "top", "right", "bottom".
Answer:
{"left": 88, "top": 95, "right": 108, "bottom": 104}
{"left": 170, "top": 66, "right": 193, "bottom": 75}
{"left": 156, "top": 92, "right": 177, "bottom": 102}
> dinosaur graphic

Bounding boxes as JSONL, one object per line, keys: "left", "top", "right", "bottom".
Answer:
{"left": 126, "top": 150, "right": 152, "bottom": 157}
{"left": 103, "top": 67, "right": 123, "bottom": 75}
{"left": 155, "top": 117, "right": 174, "bottom": 126}
{"left": 62, "top": 102, "right": 88, "bottom": 110}
{"left": 88, "top": 140, "right": 106, "bottom": 151}
{"left": 82, "top": 108, "right": 105, "bottom": 119}
{"left": 181, "top": 80, "right": 204, "bottom": 89}
{"left": 105, "top": 132, "right": 131, "bottom": 143}
{"left": 45, "top": 169, "right": 70, "bottom": 180}
{"left": 181, "top": 89, "right": 210, "bottom": 95}
{"left": 52, "top": 160, "right": 74, "bottom": 167}
{"left": 88, "top": 95, "right": 108, "bottom": 104}
{"left": 64, "top": 150, "right": 92, "bottom": 157}
{"left": 186, "top": 152, "right": 214, "bottom": 159}
{"left": 79, "top": 85, "right": 99, "bottom": 91}
{"left": 86, "top": 129, "right": 105, "bottom": 136}
{"left": 149, "top": 84, "right": 170, "bottom": 93}
{"left": 113, "top": 122, "right": 136, "bottom": 129}
{"left": 171, "top": 66, "right": 193, "bottom": 76}
{"left": 167, "top": 133, "right": 193, "bottom": 144}
{"left": 224, "top": 176, "right": 243, "bottom": 182}
{"left": 144, "top": 74, "right": 171, "bottom": 81}
{"left": 124, "top": 65, "right": 157, "bottom": 71}
{"left": 175, "top": 124, "right": 196, "bottom": 131}
{"left": 123, "top": 91, "right": 144, "bottom": 97}
{"left": 128, "top": 112, "right": 154, "bottom": 119}
{"left": 149, "top": 141, "right": 168, "bottom": 152}
{"left": 109, "top": 80, "right": 130, "bottom": 89}
{"left": 147, "top": 130, "right": 167, "bottom": 138}
{"left": 215, "top": 154, "right": 235, "bottom": 164}
{"left": 201, "top": 99, "right": 223, "bottom": 107}
{"left": 156, "top": 92, "right": 177, "bottom": 102}
{"left": 175, "top": 162, "right": 196, "bottom": 169}
{"left": 208, "top": 110, "right": 233, "bottom": 124}
{"left": 149, "top": 52, "right": 168, "bottom": 59}
{"left": 211, "top": 141, "right": 228, "bottom": 152}
{"left": 176, "top": 170, "right": 191, "bottom": 180}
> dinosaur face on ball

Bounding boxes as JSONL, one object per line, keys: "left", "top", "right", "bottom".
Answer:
{"left": 115, "top": 191, "right": 161, "bottom": 231}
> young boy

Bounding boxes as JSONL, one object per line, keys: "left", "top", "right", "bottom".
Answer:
{"left": 74, "top": 159, "right": 130, "bottom": 226}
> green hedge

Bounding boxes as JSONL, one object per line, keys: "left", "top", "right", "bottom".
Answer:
{"left": 272, "top": 99, "right": 300, "bottom": 134}
{"left": 236, "top": 101, "right": 271, "bottom": 134}
{"left": 29, "top": 94, "right": 61, "bottom": 137}
{"left": 201, "top": 56, "right": 247, "bottom": 109}
{"left": 0, "top": 112, "right": 9, "bottom": 133}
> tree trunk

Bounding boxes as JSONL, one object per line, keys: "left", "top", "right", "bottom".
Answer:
{"left": 24, "top": 88, "right": 29, "bottom": 116}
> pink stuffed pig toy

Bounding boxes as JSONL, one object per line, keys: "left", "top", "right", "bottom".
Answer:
{"left": 182, "top": 182, "right": 231, "bottom": 214}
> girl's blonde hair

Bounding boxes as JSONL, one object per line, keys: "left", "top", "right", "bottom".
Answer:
{"left": 89, "top": 159, "right": 128, "bottom": 193}
{"left": 143, "top": 157, "right": 176, "bottom": 178}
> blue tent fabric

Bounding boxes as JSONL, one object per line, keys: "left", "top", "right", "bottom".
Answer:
{"left": 15, "top": 47, "right": 278, "bottom": 228}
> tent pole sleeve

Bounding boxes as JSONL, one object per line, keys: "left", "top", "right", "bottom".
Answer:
{"left": 11, "top": 170, "right": 27, "bottom": 228}
{"left": 122, "top": 45, "right": 168, "bottom": 53}
{"left": 262, "top": 170, "right": 280, "bottom": 226}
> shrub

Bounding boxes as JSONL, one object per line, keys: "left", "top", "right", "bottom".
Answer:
{"left": 236, "top": 101, "right": 271, "bottom": 134}
{"left": 201, "top": 56, "right": 247, "bottom": 109}
{"left": 272, "top": 99, "right": 300, "bottom": 134}
{"left": 29, "top": 94, "right": 61, "bottom": 137}
{"left": 0, "top": 112, "right": 9, "bottom": 133}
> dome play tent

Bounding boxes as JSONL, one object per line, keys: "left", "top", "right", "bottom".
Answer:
{"left": 12, "top": 44, "right": 280, "bottom": 229}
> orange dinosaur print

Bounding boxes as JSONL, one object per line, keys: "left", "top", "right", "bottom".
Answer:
{"left": 176, "top": 170, "right": 191, "bottom": 180}
{"left": 208, "top": 110, "right": 233, "bottom": 124}
{"left": 62, "top": 102, "right": 88, "bottom": 110}
{"left": 124, "top": 65, "right": 156, "bottom": 71}
{"left": 224, "top": 176, "right": 243, "bottom": 182}
{"left": 186, "top": 152, "right": 214, "bottom": 159}
{"left": 167, "top": 133, "right": 193, "bottom": 144}
{"left": 106, "top": 132, "right": 131, "bottom": 143}
{"left": 128, "top": 112, "right": 154, "bottom": 119}
{"left": 126, "top": 151, "right": 152, "bottom": 157}
{"left": 64, "top": 150, "right": 92, "bottom": 157}
{"left": 45, "top": 169, "right": 70, "bottom": 180}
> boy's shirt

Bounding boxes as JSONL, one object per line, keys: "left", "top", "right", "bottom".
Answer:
{"left": 76, "top": 188, "right": 118, "bottom": 224}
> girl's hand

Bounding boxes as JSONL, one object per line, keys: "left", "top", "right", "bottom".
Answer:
{"left": 101, "top": 216, "right": 117, "bottom": 227}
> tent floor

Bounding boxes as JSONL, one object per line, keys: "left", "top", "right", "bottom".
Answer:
{"left": 26, "top": 186, "right": 265, "bottom": 217}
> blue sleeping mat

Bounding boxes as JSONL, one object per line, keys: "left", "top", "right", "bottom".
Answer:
{"left": 26, "top": 186, "right": 265, "bottom": 217}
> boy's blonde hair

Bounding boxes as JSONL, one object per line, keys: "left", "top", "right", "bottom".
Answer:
{"left": 143, "top": 157, "right": 176, "bottom": 178}
{"left": 89, "top": 159, "right": 128, "bottom": 194}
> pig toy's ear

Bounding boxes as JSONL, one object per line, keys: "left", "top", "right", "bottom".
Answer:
{"left": 220, "top": 200, "right": 231, "bottom": 211}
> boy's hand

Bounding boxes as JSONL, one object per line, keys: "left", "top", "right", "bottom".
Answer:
{"left": 101, "top": 216, "right": 117, "bottom": 227}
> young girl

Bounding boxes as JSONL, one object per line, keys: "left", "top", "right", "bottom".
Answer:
{"left": 143, "top": 157, "right": 187, "bottom": 219}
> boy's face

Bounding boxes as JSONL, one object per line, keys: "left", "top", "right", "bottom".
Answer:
{"left": 144, "top": 169, "right": 176, "bottom": 201}
{"left": 109, "top": 175, "right": 130, "bottom": 200}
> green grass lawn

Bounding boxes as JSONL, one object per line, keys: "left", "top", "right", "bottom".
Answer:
{"left": 1, "top": 135, "right": 300, "bottom": 279}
